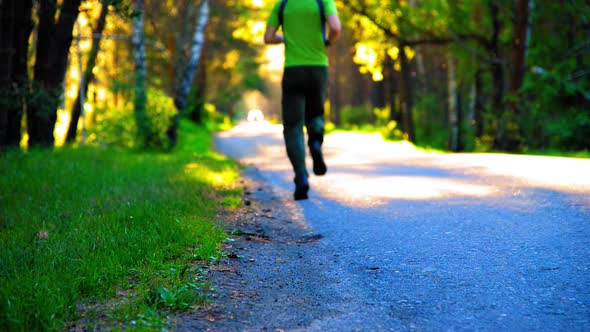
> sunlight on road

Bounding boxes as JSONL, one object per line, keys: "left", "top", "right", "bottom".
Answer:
{"left": 216, "top": 120, "right": 278, "bottom": 138}
{"left": 440, "top": 154, "right": 590, "bottom": 194}
{"left": 319, "top": 175, "right": 495, "bottom": 202}
{"left": 313, "top": 132, "right": 500, "bottom": 205}
{"left": 216, "top": 123, "right": 590, "bottom": 207}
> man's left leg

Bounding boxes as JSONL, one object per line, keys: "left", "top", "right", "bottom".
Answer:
{"left": 305, "top": 66, "right": 329, "bottom": 176}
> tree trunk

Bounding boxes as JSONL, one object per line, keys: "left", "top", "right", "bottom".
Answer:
{"left": 492, "top": 0, "right": 530, "bottom": 151}
{"left": 407, "top": 0, "right": 425, "bottom": 89}
{"left": 497, "top": 0, "right": 531, "bottom": 151}
{"left": 0, "top": 0, "right": 16, "bottom": 85}
{"left": 132, "top": 0, "right": 151, "bottom": 147}
{"left": 489, "top": 1, "right": 504, "bottom": 116}
{"left": 66, "top": 0, "right": 109, "bottom": 143}
{"left": 457, "top": 88, "right": 464, "bottom": 151}
{"left": 509, "top": 0, "right": 530, "bottom": 100}
{"left": 169, "top": 0, "right": 210, "bottom": 147}
{"left": 330, "top": 27, "right": 358, "bottom": 125}
{"left": 1, "top": 0, "right": 33, "bottom": 150}
{"left": 384, "top": 55, "right": 400, "bottom": 126}
{"left": 328, "top": 45, "right": 340, "bottom": 124}
{"left": 187, "top": 43, "right": 208, "bottom": 124}
{"left": 372, "top": 78, "right": 386, "bottom": 109}
{"left": 27, "top": 0, "right": 81, "bottom": 148}
{"left": 487, "top": 1, "right": 509, "bottom": 150}
{"left": 0, "top": 0, "right": 17, "bottom": 148}
{"left": 399, "top": 44, "right": 415, "bottom": 142}
{"left": 369, "top": 79, "right": 383, "bottom": 124}
{"left": 471, "top": 69, "right": 484, "bottom": 138}
{"left": 447, "top": 51, "right": 461, "bottom": 152}
{"left": 356, "top": 73, "right": 372, "bottom": 107}
{"left": 6, "top": 0, "right": 32, "bottom": 148}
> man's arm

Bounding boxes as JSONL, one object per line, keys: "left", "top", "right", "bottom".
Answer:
{"left": 264, "top": 25, "right": 284, "bottom": 44}
{"left": 326, "top": 14, "right": 341, "bottom": 45}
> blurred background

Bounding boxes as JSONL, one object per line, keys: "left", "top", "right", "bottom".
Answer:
{"left": 1, "top": 0, "right": 588, "bottom": 153}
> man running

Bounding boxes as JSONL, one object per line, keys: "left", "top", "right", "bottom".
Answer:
{"left": 264, "top": 0, "right": 342, "bottom": 200}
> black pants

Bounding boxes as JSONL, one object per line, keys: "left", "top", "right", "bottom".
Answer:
{"left": 281, "top": 66, "right": 328, "bottom": 179}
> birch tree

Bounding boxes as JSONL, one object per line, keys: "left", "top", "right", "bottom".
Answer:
{"left": 131, "top": 0, "right": 152, "bottom": 146}
{"left": 168, "top": 0, "right": 210, "bottom": 147}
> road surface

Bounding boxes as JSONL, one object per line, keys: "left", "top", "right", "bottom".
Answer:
{"left": 179, "top": 121, "right": 590, "bottom": 331}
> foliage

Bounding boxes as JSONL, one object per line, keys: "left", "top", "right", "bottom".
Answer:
{"left": 527, "top": 80, "right": 590, "bottom": 152}
{"left": 87, "top": 103, "right": 136, "bottom": 148}
{"left": 87, "top": 88, "right": 177, "bottom": 149}
{"left": 336, "top": 0, "right": 589, "bottom": 153}
{"left": 413, "top": 93, "right": 448, "bottom": 151}
{"left": 0, "top": 121, "right": 239, "bottom": 330}
{"left": 519, "top": 0, "right": 590, "bottom": 151}
{"left": 3, "top": 0, "right": 589, "bottom": 153}
{"left": 339, "top": 105, "right": 373, "bottom": 127}
{"left": 206, "top": 1, "right": 266, "bottom": 118}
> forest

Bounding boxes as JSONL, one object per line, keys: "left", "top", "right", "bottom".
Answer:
{"left": 1, "top": 0, "right": 589, "bottom": 153}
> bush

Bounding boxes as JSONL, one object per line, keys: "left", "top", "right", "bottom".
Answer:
{"left": 380, "top": 120, "right": 404, "bottom": 141}
{"left": 87, "top": 88, "right": 177, "bottom": 149}
{"left": 413, "top": 93, "right": 448, "bottom": 150}
{"left": 522, "top": 58, "right": 590, "bottom": 151}
{"left": 339, "top": 105, "right": 372, "bottom": 127}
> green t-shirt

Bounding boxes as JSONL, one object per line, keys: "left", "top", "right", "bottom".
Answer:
{"left": 267, "top": 0, "right": 338, "bottom": 68}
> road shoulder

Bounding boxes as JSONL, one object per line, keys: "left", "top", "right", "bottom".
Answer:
{"left": 174, "top": 166, "right": 334, "bottom": 331}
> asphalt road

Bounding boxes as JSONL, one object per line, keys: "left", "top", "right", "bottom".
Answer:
{"left": 182, "top": 121, "right": 590, "bottom": 331}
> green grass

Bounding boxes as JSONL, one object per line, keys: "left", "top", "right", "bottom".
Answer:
{"left": 326, "top": 125, "right": 446, "bottom": 154}
{"left": 0, "top": 121, "right": 241, "bottom": 331}
{"left": 328, "top": 122, "right": 588, "bottom": 157}
{"left": 520, "top": 149, "right": 590, "bottom": 158}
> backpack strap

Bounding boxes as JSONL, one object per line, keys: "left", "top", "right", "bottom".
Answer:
{"left": 316, "top": 0, "right": 326, "bottom": 43}
{"left": 278, "top": 0, "right": 326, "bottom": 43}
{"left": 278, "top": 0, "right": 288, "bottom": 27}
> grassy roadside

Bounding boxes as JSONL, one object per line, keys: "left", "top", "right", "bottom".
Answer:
{"left": 0, "top": 121, "right": 241, "bottom": 331}
{"left": 326, "top": 124, "right": 590, "bottom": 158}
{"left": 520, "top": 149, "right": 590, "bottom": 158}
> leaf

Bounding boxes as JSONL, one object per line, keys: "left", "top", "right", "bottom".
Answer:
{"left": 231, "top": 229, "right": 244, "bottom": 235}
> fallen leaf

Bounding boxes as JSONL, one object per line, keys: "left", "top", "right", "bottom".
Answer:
{"left": 37, "top": 231, "right": 49, "bottom": 240}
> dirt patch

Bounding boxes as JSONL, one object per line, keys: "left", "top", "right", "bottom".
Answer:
{"left": 172, "top": 166, "right": 338, "bottom": 331}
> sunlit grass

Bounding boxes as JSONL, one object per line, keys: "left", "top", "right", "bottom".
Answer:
{"left": 0, "top": 121, "right": 240, "bottom": 331}
{"left": 326, "top": 125, "right": 446, "bottom": 154}
{"left": 328, "top": 123, "right": 589, "bottom": 157}
{"left": 522, "top": 149, "right": 590, "bottom": 159}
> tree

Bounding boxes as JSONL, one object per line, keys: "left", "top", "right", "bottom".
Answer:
{"left": 131, "top": 0, "right": 152, "bottom": 147}
{"left": 492, "top": 0, "right": 531, "bottom": 151}
{"left": 186, "top": 44, "right": 208, "bottom": 124}
{"left": 0, "top": 0, "right": 34, "bottom": 149}
{"left": 66, "top": 0, "right": 110, "bottom": 143}
{"left": 398, "top": 42, "right": 416, "bottom": 142}
{"left": 168, "top": 0, "right": 210, "bottom": 147}
{"left": 521, "top": 0, "right": 590, "bottom": 150}
{"left": 4, "top": 0, "right": 580, "bottom": 152}
{"left": 209, "top": 0, "right": 266, "bottom": 119}
{"left": 27, "top": 0, "right": 82, "bottom": 148}
{"left": 343, "top": 0, "right": 446, "bottom": 143}
{"left": 340, "top": 0, "right": 537, "bottom": 150}
{"left": 447, "top": 51, "right": 462, "bottom": 152}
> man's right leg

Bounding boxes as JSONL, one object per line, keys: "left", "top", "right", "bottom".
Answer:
{"left": 282, "top": 67, "right": 309, "bottom": 200}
